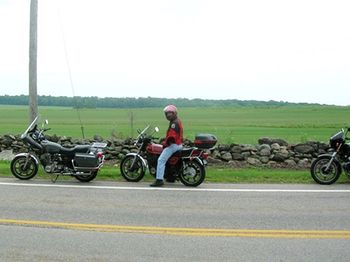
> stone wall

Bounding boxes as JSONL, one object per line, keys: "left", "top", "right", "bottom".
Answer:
{"left": 0, "top": 134, "right": 330, "bottom": 169}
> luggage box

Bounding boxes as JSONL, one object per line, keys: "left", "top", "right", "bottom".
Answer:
{"left": 74, "top": 153, "right": 98, "bottom": 167}
{"left": 194, "top": 134, "right": 217, "bottom": 149}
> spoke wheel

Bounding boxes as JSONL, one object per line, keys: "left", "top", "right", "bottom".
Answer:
{"left": 120, "top": 155, "right": 145, "bottom": 182}
{"left": 310, "top": 156, "right": 341, "bottom": 185}
{"left": 10, "top": 155, "right": 38, "bottom": 180}
{"left": 179, "top": 160, "right": 205, "bottom": 187}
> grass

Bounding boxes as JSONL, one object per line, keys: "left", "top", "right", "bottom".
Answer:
{"left": 1, "top": 105, "right": 350, "bottom": 144}
{"left": 1, "top": 160, "right": 349, "bottom": 184}
{"left": 1, "top": 105, "right": 350, "bottom": 184}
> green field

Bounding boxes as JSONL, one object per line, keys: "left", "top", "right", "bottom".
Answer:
{"left": 0, "top": 105, "right": 349, "bottom": 144}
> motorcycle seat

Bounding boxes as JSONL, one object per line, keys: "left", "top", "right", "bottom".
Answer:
{"left": 173, "top": 148, "right": 194, "bottom": 157}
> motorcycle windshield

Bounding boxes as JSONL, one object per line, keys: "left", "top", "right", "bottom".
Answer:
{"left": 137, "top": 125, "right": 158, "bottom": 138}
{"left": 21, "top": 116, "right": 39, "bottom": 139}
{"left": 330, "top": 131, "right": 344, "bottom": 142}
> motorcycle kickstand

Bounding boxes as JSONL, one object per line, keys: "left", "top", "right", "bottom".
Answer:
{"left": 50, "top": 174, "right": 59, "bottom": 183}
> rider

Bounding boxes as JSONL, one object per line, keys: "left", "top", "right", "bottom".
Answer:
{"left": 150, "top": 105, "right": 183, "bottom": 187}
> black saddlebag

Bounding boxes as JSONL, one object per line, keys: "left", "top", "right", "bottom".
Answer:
{"left": 194, "top": 134, "right": 217, "bottom": 149}
{"left": 74, "top": 153, "right": 98, "bottom": 167}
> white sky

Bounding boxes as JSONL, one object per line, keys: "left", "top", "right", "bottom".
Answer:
{"left": 0, "top": 0, "right": 349, "bottom": 105}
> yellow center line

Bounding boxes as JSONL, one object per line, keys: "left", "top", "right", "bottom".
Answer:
{"left": 1, "top": 218, "right": 350, "bottom": 238}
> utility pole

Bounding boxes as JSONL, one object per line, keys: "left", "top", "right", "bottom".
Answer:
{"left": 29, "top": 0, "right": 38, "bottom": 123}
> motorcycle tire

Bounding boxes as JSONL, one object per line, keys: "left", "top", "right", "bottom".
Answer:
{"left": 179, "top": 159, "right": 205, "bottom": 187}
{"left": 310, "top": 155, "right": 341, "bottom": 185}
{"left": 10, "top": 155, "right": 38, "bottom": 180}
{"left": 75, "top": 171, "right": 98, "bottom": 182}
{"left": 120, "top": 155, "right": 145, "bottom": 182}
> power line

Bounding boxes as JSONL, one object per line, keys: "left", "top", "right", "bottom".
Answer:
{"left": 57, "top": 7, "right": 85, "bottom": 138}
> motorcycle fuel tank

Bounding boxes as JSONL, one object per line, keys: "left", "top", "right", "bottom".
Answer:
{"left": 146, "top": 143, "right": 163, "bottom": 155}
{"left": 42, "top": 141, "right": 62, "bottom": 153}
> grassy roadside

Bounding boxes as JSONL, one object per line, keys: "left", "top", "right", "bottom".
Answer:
{"left": 1, "top": 160, "right": 349, "bottom": 184}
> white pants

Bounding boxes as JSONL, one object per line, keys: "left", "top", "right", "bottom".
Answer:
{"left": 156, "top": 143, "right": 183, "bottom": 180}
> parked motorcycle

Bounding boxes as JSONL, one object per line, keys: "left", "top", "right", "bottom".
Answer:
{"left": 10, "top": 116, "right": 107, "bottom": 182}
{"left": 120, "top": 125, "right": 217, "bottom": 187}
{"left": 310, "top": 127, "right": 350, "bottom": 184}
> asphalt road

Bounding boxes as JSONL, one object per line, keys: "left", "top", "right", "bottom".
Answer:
{"left": 1, "top": 178, "right": 350, "bottom": 261}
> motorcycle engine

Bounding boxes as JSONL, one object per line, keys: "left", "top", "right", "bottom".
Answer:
{"left": 40, "top": 153, "right": 64, "bottom": 173}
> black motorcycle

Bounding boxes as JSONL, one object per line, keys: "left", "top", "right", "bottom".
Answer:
{"left": 10, "top": 117, "right": 106, "bottom": 182}
{"left": 310, "top": 127, "right": 350, "bottom": 184}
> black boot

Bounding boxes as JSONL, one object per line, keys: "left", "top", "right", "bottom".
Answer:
{"left": 150, "top": 179, "right": 164, "bottom": 187}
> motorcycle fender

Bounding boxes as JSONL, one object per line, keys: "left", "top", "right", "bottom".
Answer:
{"left": 314, "top": 153, "right": 339, "bottom": 161}
{"left": 313, "top": 153, "right": 341, "bottom": 167}
{"left": 187, "top": 157, "right": 205, "bottom": 167}
{"left": 125, "top": 153, "right": 148, "bottom": 169}
{"left": 14, "top": 152, "right": 39, "bottom": 165}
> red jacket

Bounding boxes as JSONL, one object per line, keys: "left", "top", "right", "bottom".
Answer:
{"left": 164, "top": 118, "right": 183, "bottom": 146}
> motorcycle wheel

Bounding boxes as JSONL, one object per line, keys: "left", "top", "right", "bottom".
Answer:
{"left": 310, "top": 155, "right": 341, "bottom": 185}
{"left": 120, "top": 155, "right": 145, "bottom": 182}
{"left": 179, "top": 160, "right": 205, "bottom": 187}
{"left": 75, "top": 171, "right": 98, "bottom": 182}
{"left": 10, "top": 155, "right": 38, "bottom": 180}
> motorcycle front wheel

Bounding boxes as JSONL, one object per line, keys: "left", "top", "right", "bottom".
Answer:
{"left": 75, "top": 171, "right": 98, "bottom": 182}
{"left": 179, "top": 160, "right": 205, "bottom": 187}
{"left": 120, "top": 155, "right": 145, "bottom": 182}
{"left": 10, "top": 155, "right": 38, "bottom": 180}
{"left": 310, "top": 155, "right": 341, "bottom": 185}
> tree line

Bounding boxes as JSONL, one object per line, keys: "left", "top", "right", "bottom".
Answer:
{"left": 0, "top": 95, "right": 322, "bottom": 108}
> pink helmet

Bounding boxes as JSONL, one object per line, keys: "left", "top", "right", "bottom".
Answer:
{"left": 163, "top": 104, "right": 177, "bottom": 114}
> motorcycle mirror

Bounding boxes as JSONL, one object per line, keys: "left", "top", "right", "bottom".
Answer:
{"left": 42, "top": 119, "right": 49, "bottom": 128}
{"left": 155, "top": 127, "right": 159, "bottom": 132}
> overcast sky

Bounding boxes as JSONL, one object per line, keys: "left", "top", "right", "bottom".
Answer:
{"left": 0, "top": 0, "right": 349, "bottom": 105}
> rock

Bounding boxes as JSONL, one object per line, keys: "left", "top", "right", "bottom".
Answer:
{"left": 271, "top": 138, "right": 288, "bottom": 146}
{"left": 0, "top": 149, "right": 15, "bottom": 161}
{"left": 293, "top": 144, "right": 315, "bottom": 154}
{"left": 218, "top": 144, "right": 231, "bottom": 151}
{"left": 260, "top": 156, "right": 270, "bottom": 164}
{"left": 271, "top": 143, "right": 280, "bottom": 151}
{"left": 297, "top": 158, "right": 310, "bottom": 168}
{"left": 271, "top": 151, "right": 289, "bottom": 162}
{"left": 258, "top": 137, "right": 273, "bottom": 145}
{"left": 93, "top": 135, "right": 104, "bottom": 142}
{"left": 230, "top": 145, "right": 242, "bottom": 153}
{"left": 247, "top": 157, "right": 261, "bottom": 166}
{"left": 285, "top": 159, "right": 297, "bottom": 168}
{"left": 257, "top": 144, "right": 271, "bottom": 151}
{"left": 259, "top": 148, "right": 271, "bottom": 156}
{"left": 241, "top": 144, "right": 257, "bottom": 152}
{"left": 232, "top": 153, "right": 244, "bottom": 160}
{"left": 207, "top": 157, "right": 223, "bottom": 164}
{"left": 241, "top": 152, "right": 251, "bottom": 159}
{"left": 221, "top": 152, "right": 233, "bottom": 161}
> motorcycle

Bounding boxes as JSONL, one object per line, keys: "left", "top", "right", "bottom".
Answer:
{"left": 310, "top": 127, "right": 350, "bottom": 184}
{"left": 120, "top": 125, "right": 217, "bottom": 187}
{"left": 10, "top": 116, "right": 107, "bottom": 182}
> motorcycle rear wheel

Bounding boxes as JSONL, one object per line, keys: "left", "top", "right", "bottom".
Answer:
{"left": 120, "top": 155, "right": 145, "bottom": 182}
{"left": 179, "top": 160, "right": 205, "bottom": 187}
{"left": 10, "top": 155, "right": 38, "bottom": 180}
{"left": 75, "top": 171, "right": 98, "bottom": 182}
{"left": 310, "top": 155, "right": 341, "bottom": 185}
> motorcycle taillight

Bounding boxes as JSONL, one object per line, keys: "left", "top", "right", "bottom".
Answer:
{"left": 97, "top": 152, "right": 103, "bottom": 158}
{"left": 202, "top": 152, "right": 209, "bottom": 159}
